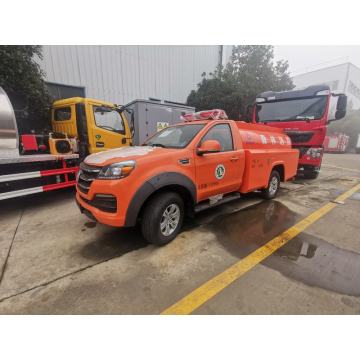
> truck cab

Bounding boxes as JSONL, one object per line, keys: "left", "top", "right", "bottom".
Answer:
{"left": 253, "top": 85, "right": 347, "bottom": 179}
{"left": 51, "top": 97, "right": 132, "bottom": 156}
{"left": 76, "top": 110, "right": 298, "bottom": 245}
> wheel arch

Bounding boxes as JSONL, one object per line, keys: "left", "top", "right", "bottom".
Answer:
{"left": 271, "top": 162, "right": 285, "bottom": 181}
{"left": 124, "top": 172, "right": 196, "bottom": 227}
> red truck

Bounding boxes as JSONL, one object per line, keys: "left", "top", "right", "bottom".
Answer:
{"left": 252, "top": 85, "right": 347, "bottom": 179}
{"left": 323, "top": 134, "right": 349, "bottom": 153}
{"left": 76, "top": 111, "right": 299, "bottom": 245}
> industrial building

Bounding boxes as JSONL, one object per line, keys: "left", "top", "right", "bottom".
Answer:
{"left": 293, "top": 62, "right": 360, "bottom": 110}
{"left": 36, "top": 45, "right": 233, "bottom": 105}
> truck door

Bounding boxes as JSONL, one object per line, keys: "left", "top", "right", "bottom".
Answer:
{"left": 145, "top": 103, "right": 172, "bottom": 139}
{"left": 87, "top": 103, "right": 131, "bottom": 153}
{"left": 195, "top": 123, "right": 243, "bottom": 201}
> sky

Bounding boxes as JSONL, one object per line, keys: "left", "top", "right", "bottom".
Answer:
{"left": 273, "top": 46, "right": 360, "bottom": 76}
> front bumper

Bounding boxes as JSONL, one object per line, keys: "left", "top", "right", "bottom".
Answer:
{"left": 297, "top": 148, "right": 323, "bottom": 167}
{"left": 76, "top": 191, "right": 126, "bottom": 227}
{"left": 76, "top": 162, "right": 137, "bottom": 227}
{"left": 78, "top": 193, "right": 117, "bottom": 213}
{"left": 297, "top": 165, "right": 320, "bottom": 175}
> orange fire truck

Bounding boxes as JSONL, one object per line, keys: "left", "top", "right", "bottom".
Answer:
{"left": 76, "top": 109, "right": 299, "bottom": 245}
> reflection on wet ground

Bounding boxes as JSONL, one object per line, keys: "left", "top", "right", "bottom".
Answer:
{"left": 208, "top": 201, "right": 298, "bottom": 258}
{"left": 209, "top": 200, "right": 360, "bottom": 296}
{"left": 268, "top": 233, "right": 360, "bottom": 296}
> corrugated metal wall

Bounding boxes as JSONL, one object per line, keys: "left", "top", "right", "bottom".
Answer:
{"left": 38, "top": 45, "right": 222, "bottom": 104}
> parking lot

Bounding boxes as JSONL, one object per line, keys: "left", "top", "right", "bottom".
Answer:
{"left": 0, "top": 153, "right": 359, "bottom": 314}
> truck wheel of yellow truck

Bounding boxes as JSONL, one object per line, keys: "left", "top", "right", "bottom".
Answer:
{"left": 262, "top": 170, "right": 280, "bottom": 200}
{"left": 141, "top": 192, "right": 184, "bottom": 245}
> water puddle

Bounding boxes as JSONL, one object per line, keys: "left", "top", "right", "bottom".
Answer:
{"left": 209, "top": 200, "right": 360, "bottom": 296}
{"left": 208, "top": 201, "right": 298, "bottom": 258}
{"left": 268, "top": 233, "right": 360, "bottom": 296}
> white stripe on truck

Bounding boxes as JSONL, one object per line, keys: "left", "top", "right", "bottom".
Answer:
{"left": 0, "top": 186, "right": 43, "bottom": 200}
{"left": 0, "top": 171, "right": 41, "bottom": 183}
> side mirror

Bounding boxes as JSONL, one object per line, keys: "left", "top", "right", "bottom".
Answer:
{"left": 335, "top": 94, "right": 347, "bottom": 120}
{"left": 196, "top": 140, "right": 221, "bottom": 155}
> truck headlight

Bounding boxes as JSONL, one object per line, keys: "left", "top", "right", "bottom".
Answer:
{"left": 306, "top": 148, "right": 323, "bottom": 158}
{"left": 98, "top": 160, "right": 136, "bottom": 180}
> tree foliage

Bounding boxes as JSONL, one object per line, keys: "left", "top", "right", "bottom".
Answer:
{"left": 0, "top": 45, "right": 51, "bottom": 132}
{"left": 187, "top": 45, "right": 294, "bottom": 119}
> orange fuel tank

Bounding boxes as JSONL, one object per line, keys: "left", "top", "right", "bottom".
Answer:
{"left": 235, "top": 122, "right": 297, "bottom": 193}
{"left": 236, "top": 121, "right": 292, "bottom": 150}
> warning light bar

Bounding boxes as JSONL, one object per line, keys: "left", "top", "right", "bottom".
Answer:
{"left": 181, "top": 109, "right": 228, "bottom": 121}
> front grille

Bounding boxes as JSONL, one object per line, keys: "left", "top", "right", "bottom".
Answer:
{"left": 285, "top": 131, "right": 314, "bottom": 143}
{"left": 77, "top": 162, "right": 101, "bottom": 194}
{"left": 80, "top": 194, "right": 117, "bottom": 213}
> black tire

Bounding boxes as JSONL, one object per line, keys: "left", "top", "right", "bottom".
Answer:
{"left": 141, "top": 192, "right": 184, "bottom": 246}
{"left": 262, "top": 170, "right": 280, "bottom": 200}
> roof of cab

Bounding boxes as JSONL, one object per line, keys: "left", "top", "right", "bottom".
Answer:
{"left": 52, "top": 97, "right": 118, "bottom": 108}
{"left": 257, "top": 85, "right": 330, "bottom": 102}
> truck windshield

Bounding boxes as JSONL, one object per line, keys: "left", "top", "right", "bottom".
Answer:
{"left": 144, "top": 124, "right": 205, "bottom": 148}
{"left": 256, "top": 96, "right": 327, "bottom": 122}
{"left": 93, "top": 106, "right": 125, "bottom": 134}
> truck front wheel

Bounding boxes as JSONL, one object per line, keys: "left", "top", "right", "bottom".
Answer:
{"left": 303, "top": 166, "right": 319, "bottom": 179}
{"left": 262, "top": 170, "right": 280, "bottom": 200}
{"left": 141, "top": 192, "right": 184, "bottom": 245}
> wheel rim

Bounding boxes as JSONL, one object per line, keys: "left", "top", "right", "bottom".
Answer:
{"left": 160, "top": 203, "right": 180, "bottom": 236}
{"left": 269, "top": 176, "right": 279, "bottom": 196}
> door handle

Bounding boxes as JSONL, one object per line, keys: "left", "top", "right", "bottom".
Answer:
{"left": 230, "top": 157, "right": 239, "bottom": 162}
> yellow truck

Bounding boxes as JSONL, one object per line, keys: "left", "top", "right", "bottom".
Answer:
{"left": 51, "top": 97, "right": 133, "bottom": 156}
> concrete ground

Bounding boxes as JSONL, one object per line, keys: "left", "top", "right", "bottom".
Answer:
{"left": 0, "top": 153, "right": 359, "bottom": 314}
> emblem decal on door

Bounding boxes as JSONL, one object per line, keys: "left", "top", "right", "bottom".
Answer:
{"left": 215, "top": 164, "right": 225, "bottom": 180}
{"left": 95, "top": 134, "right": 101, "bottom": 140}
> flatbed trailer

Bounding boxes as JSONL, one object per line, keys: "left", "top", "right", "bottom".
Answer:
{"left": 0, "top": 153, "right": 79, "bottom": 200}
{"left": 0, "top": 86, "right": 80, "bottom": 200}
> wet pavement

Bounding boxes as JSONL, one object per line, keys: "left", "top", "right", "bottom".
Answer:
{"left": 207, "top": 200, "right": 360, "bottom": 297}
{"left": 0, "top": 153, "right": 359, "bottom": 314}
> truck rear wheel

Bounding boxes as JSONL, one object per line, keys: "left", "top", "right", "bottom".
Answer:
{"left": 262, "top": 170, "right": 280, "bottom": 200}
{"left": 141, "top": 192, "right": 184, "bottom": 245}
